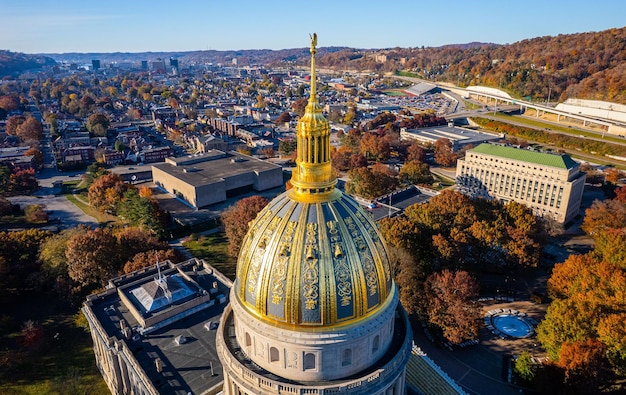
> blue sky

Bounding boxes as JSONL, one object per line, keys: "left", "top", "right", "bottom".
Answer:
{"left": 1, "top": 0, "right": 625, "bottom": 53}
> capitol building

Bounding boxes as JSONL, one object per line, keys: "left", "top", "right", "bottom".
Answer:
{"left": 215, "top": 34, "right": 413, "bottom": 395}
{"left": 82, "top": 34, "right": 416, "bottom": 395}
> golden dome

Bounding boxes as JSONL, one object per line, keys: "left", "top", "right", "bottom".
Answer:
{"left": 233, "top": 34, "right": 394, "bottom": 327}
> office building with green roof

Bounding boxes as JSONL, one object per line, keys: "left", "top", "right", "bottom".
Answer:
{"left": 456, "top": 144, "right": 586, "bottom": 223}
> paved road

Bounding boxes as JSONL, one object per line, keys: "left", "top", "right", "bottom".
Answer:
{"left": 7, "top": 193, "right": 98, "bottom": 229}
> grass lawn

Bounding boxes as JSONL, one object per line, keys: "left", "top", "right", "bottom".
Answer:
{"left": 493, "top": 112, "right": 626, "bottom": 144}
{"left": 383, "top": 90, "right": 408, "bottom": 96}
{"left": 63, "top": 182, "right": 121, "bottom": 226}
{"left": 432, "top": 173, "right": 455, "bottom": 190}
{"left": 183, "top": 232, "right": 237, "bottom": 280}
{"left": 0, "top": 295, "right": 109, "bottom": 395}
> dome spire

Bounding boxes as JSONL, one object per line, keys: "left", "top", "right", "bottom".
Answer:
{"left": 289, "top": 33, "right": 337, "bottom": 202}
{"left": 309, "top": 33, "right": 317, "bottom": 99}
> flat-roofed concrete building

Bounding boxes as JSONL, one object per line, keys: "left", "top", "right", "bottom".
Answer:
{"left": 152, "top": 150, "right": 283, "bottom": 208}
{"left": 82, "top": 258, "right": 232, "bottom": 395}
{"left": 401, "top": 126, "right": 501, "bottom": 151}
{"left": 456, "top": 143, "right": 586, "bottom": 223}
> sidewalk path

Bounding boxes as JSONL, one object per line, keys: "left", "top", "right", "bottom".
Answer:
{"left": 169, "top": 227, "right": 221, "bottom": 260}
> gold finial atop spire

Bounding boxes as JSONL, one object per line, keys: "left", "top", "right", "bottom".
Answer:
{"left": 289, "top": 34, "right": 337, "bottom": 202}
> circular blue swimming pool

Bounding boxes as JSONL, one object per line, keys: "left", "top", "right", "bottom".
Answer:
{"left": 492, "top": 314, "right": 534, "bottom": 338}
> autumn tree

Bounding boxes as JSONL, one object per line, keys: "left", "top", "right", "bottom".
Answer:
{"left": 341, "top": 128, "right": 362, "bottom": 153}
{"left": 604, "top": 168, "right": 624, "bottom": 184}
{"left": 422, "top": 269, "right": 480, "bottom": 344}
{"left": 514, "top": 351, "right": 536, "bottom": 383}
{"left": 86, "top": 113, "right": 110, "bottom": 136}
{"left": 346, "top": 165, "right": 398, "bottom": 199}
{"left": 66, "top": 227, "right": 120, "bottom": 294}
{"left": 581, "top": 199, "right": 626, "bottom": 236}
{"left": 87, "top": 173, "right": 128, "bottom": 213}
{"left": 406, "top": 143, "right": 426, "bottom": 162}
{"left": 82, "top": 162, "right": 108, "bottom": 188}
{"left": 349, "top": 153, "right": 368, "bottom": 170}
{"left": 359, "top": 133, "right": 389, "bottom": 161}
{"left": 597, "top": 313, "right": 626, "bottom": 374}
{"left": 537, "top": 252, "right": 626, "bottom": 375}
{"left": 115, "top": 226, "right": 169, "bottom": 262}
{"left": 292, "top": 98, "right": 308, "bottom": 116}
{"left": 261, "top": 147, "right": 275, "bottom": 158}
{"left": 398, "top": 160, "right": 433, "bottom": 185}
{"left": 222, "top": 195, "right": 269, "bottom": 257}
{"left": 0, "top": 95, "right": 19, "bottom": 111}
{"left": 37, "top": 227, "right": 86, "bottom": 297}
{"left": 278, "top": 139, "right": 297, "bottom": 157}
{"left": 387, "top": 244, "right": 427, "bottom": 315}
{"left": 331, "top": 148, "right": 351, "bottom": 171}
{"left": 9, "top": 168, "right": 38, "bottom": 195}
{"left": 15, "top": 116, "right": 43, "bottom": 142}
{"left": 24, "top": 204, "right": 47, "bottom": 223}
{"left": 5, "top": 115, "right": 25, "bottom": 136}
{"left": 434, "top": 138, "right": 457, "bottom": 167}
{"left": 0, "top": 229, "right": 51, "bottom": 294}
{"left": 24, "top": 147, "right": 44, "bottom": 170}
{"left": 591, "top": 229, "right": 626, "bottom": 269}
{"left": 275, "top": 111, "right": 292, "bottom": 124}
{"left": 557, "top": 339, "right": 611, "bottom": 391}
{"left": 123, "top": 249, "right": 183, "bottom": 274}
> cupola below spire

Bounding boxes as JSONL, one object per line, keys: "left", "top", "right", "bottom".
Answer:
{"left": 289, "top": 33, "right": 337, "bottom": 202}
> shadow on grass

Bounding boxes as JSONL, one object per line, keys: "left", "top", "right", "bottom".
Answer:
{"left": 0, "top": 294, "right": 109, "bottom": 395}
{"left": 183, "top": 232, "right": 237, "bottom": 281}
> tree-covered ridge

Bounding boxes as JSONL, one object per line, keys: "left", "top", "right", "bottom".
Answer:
{"left": 0, "top": 50, "right": 56, "bottom": 77}
{"left": 316, "top": 27, "right": 626, "bottom": 104}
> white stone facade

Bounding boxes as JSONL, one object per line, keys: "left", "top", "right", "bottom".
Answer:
{"left": 456, "top": 145, "right": 586, "bottom": 223}
{"left": 230, "top": 286, "right": 398, "bottom": 381}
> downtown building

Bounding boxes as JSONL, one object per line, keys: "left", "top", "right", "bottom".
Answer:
{"left": 456, "top": 143, "right": 586, "bottom": 223}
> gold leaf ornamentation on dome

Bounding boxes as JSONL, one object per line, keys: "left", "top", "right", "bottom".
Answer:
{"left": 327, "top": 220, "right": 339, "bottom": 241}
{"left": 344, "top": 216, "right": 378, "bottom": 297}
{"left": 267, "top": 216, "right": 280, "bottom": 233}
{"left": 362, "top": 255, "right": 378, "bottom": 296}
{"left": 237, "top": 208, "right": 273, "bottom": 282}
{"left": 333, "top": 243, "right": 352, "bottom": 306}
{"left": 356, "top": 210, "right": 391, "bottom": 281}
{"left": 344, "top": 216, "right": 357, "bottom": 236}
{"left": 303, "top": 223, "right": 319, "bottom": 310}
{"left": 247, "top": 251, "right": 263, "bottom": 294}
{"left": 270, "top": 221, "right": 296, "bottom": 305}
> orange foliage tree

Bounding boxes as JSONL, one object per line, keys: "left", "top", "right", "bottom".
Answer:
{"left": 221, "top": 195, "right": 269, "bottom": 258}
{"left": 423, "top": 269, "right": 480, "bottom": 344}
{"left": 87, "top": 173, "right": 129, "bottom": 213}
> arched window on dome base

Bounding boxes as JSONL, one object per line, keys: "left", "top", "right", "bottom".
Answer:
{"left": 372, "top": 335, "right": 380, "bottom": 354}
{"left": 303, "top": 353, "right": 316, "bottom": 371}
{"left": 341, "top": 349, "right": 352, "bottom": 367}
{"left": 270, "top": 347, "right": 280, "bottom": 363}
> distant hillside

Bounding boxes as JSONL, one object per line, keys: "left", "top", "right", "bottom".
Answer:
{"left": 43, "top": 46, "right": 350, "bottom": 67}
{"left": 0, "top": 51, "right": 56, "bottom": 77}
{"left": 315, "top": 27, "right": 626, "bottom": 104}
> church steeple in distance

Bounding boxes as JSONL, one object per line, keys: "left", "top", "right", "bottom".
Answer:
{"left": 289, "top": 33, "right": 338, "bottom": 203}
